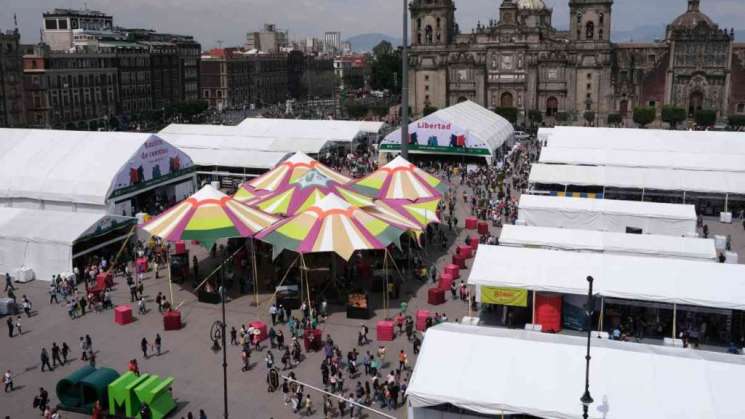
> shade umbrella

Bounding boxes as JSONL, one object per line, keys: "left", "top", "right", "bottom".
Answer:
{"left": 240, "top": 151, "right": 351, "bottom": 195}
{"left": 352, "top": 155, "right": 447, "bottom": 201}
{"left": 249, "top": 169, "right": 375, "bottom": 217}
{"left": 141, "top": 184, "right": 279, "bottom": 249}
{"left": 256, "top": 193, "right": 406, "bottom": 261}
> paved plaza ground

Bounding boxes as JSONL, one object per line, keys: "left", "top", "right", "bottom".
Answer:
{"left": 4, "top": 165, "right": 745, "bottom": 418}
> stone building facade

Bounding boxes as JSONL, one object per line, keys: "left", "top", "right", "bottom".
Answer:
{"left": 409, "top": 0, "right": 745, "bottom": 126}
{"left": 0, "top": 29, "right": 25, "bottom": 127}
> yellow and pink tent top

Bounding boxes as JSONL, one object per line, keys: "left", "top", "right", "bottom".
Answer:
{"left": 238, "top": 152, "right": 351, "bottom": 195}
{"left": 248, "top": 169, "right": 374, "bottom": 217}
{"left": 352, "top": 155, "right": 447, "bottom": 202}
{"left": 256, "top": 193, "right": 406, "bottom": 261}
{"left": 141, "top": 184, "right": 279, "bottom": 248}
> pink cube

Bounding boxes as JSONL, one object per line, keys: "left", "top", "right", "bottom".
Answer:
{"left": 457, "top": 245, "right": 472, "bottom": 259}
{"left": 114, "top": 305, "right": 132, "bottom": 325}
{"left": 439, "top": 273, "right": 455, "bottom": 291}
{"left": 376, "top": 320, "right": 395, "bottom": 341}
{"left": 416, "top": 309, "right": 431, "bottom": 331}
{"left": 445, "top": 264, "right": 460, "bottom": 280}
{"left": 478, "top": 221, "right": 489, "bottom": 235}
{"left": 465, "top": 217, "right": 478, "bottom": 230}
{"left": 249, "top": 321, "right": 268, "bottom": 342}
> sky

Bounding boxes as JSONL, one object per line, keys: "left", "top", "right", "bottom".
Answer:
{"left": 3, "top": 0, "right": 745, "bottom": 49}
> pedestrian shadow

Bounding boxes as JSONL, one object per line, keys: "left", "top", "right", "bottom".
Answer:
{"left": 171, "top": 400, "right": 191, "bottom": 415}
{"left": 155, "top": 349, "right": 171, "bottom": 357}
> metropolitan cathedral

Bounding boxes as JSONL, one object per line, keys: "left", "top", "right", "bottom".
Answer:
{"left": 408, "top": 0, "right": 745, "bottom": 126}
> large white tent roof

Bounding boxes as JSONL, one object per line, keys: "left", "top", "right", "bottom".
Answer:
{"left": 468, "top": 245, "right": 745, "bottom": 310}
{"left": 430, "top": 100, "right": 514, "bottom": 151}
{"left": 529, "top": 163, "right": 745, "bottom": 195}
{"left": 539, "top": 146, "right": 745, "bottom": 173}
{"left": 408, "top": 323, "right": 745, "bottom": 419}
{"left": 237, "top": 118, "right": 383, "bottom": 142}
{"left": 499, "top": 225, "right": 717, "bottom": 260}
{"left": 0, "top": 208, "right": 132, "bottom": 281}
{"left": 0, "top": 128, "right": 164, "bottom": 206}
{"left": 540, "top": 126, "right": 745, "bottom": 155}
{"left": 518, "top": 195, "right": 697, "bottom": 236}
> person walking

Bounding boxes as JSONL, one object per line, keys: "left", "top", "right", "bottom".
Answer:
{"left": 14, "top": 316, "right": 21, "bottom": 336}
{"left": 22, "top": 295, "right": 32, "bottom": 317}
{"left": 6, "top": 316, "right": 13, "bottom": 338}
{"left": 61, "top": 342, "right": 70, "bottom": 364}
{"left": 4, "top": 272, "right": 14, "bottom": 291}
{"left": 3, "top": 369, "right": 12, "bottom": 392}
{"left": 141, "top": 337, "right": 149, "bottom": 358}
{"left": 154, "top": 334, "right": 162, "bottom": 356}
{"left": 51, "top": 342, "right": 63, "bottom": 367}
{"left": 49, "top": 282, "right": 58, "bottom": 304}
{"left": 40, "top": 347, "right": 54, "bottom": 372}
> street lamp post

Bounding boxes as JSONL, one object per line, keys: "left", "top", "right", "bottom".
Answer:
{"left": 581, "top": 275, "right": 595, "bottom": 419}
{"left": 400, "top": 0, "right": 409, "bottom": 159}
{"left": 220, "top": 265, "right": 228, "bottom": 419}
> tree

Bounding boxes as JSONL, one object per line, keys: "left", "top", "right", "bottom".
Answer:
{"left": 528, "top": 110, "right": 543, "bottom": 127}
{"left": 583, "top": 111, "right": 596, "bottom": 126}
{"left": 108, "top": 116, "right": 120, "bottom": 131}
{"left": 728, "top": 114, "right": 745, "bottom": 129}
{"left": 632, "top": 106, "right": 656, "bottom": 128}
{"left": 556, "top": 112, "right": 570, "bottom": 124}
{"left": 422, "top": 105, "right": 439, "bottom": 116}
{"left": 607, "top": 113, "right": 622, "bottom": 127}
{"left": 661, "top": 105, "right": 687, "bottom": 129}
{"left": 494, "top": 107, "right": 518, "bottom": 124}
{"left": 172, "top": 100, "right": 209, "bottom": 121}
{"left": 369, "top": 41, "right": 402, "bottom": 93}
{"left": 694, "top": 109, "right": 717, "bottom": 127}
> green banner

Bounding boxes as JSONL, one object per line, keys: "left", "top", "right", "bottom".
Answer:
{"left": 481, "top": 286, "right": 528, "bottom": 307}
{"left": 379, "top": 143, "right": 491, "bottom": 156}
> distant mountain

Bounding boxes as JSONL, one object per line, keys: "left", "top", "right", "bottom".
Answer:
{"left": 346, "top": 33, "right": 402, "bottom": 52}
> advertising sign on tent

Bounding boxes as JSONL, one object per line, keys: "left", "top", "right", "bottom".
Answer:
{"left": 110, "top": 135, "right": 194, "bottom": 198}
{"left": 380, "top": 116, "right": 490, "bottom": 156}
{"left": 480, "top": 286, "right": 528, "bottom": 307}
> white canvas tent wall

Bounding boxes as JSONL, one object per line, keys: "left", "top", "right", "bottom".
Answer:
{"left": 518, "top": 195, "right": 697, "bottom": 236}
{"left": 379, "top": 100, "right": 513, "bottom": 159}
{"left": 529, "top": 163, "right": 745, "bottom": 196}
{"left": 0, "top": 128, "right": 191, "bottom": 212}
{"left": 468, "top": 245, "right": 745, "bottom": 310}
{"left": 407, "top": 323, "right": 745, "bottom": 419}
{"left": 540, "top": 126, "right": 745, "bottom": 155}
{"left": 236, "top": 118, "right": 383, "bottom": 142}
{"left": 499, "top": 225, "right": 717, "bottom": 261}
{"left": 0, "top": 208, "right": 133, "bottom": 282}
{"left": 539, "top": 146, "right": 745, "bottom": 173}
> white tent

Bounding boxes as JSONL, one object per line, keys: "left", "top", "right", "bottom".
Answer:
{"left": 0, "top": 208, "right": 133, "bottom": 282}
{"left": 237, "top": 118, "right": 383, "bottom": 142}
{"left": 499, "top": 225, "right": 717, "bottom": 261}
{"left": 379, "top": 100, "right": 513, "bottom": 158}
{"left": 468, "top": 245, "right": 745, "bottom": 310}
{"left": 407, "top": 323, "right": 745, "bottom": 419}
{"left": 0, "top": 128, "right": 193, "bottom": 211}
{"left": 539, "top": 146, "right": 745, "bottom": 173}
{"left": 540, "top": 126, "right": 745, "bottom": 155}
{"left": 529, "top": 163, "right": 745, "bottom": 196}
{"left": 518, "top": 195, "right": 697, "bottom": 236}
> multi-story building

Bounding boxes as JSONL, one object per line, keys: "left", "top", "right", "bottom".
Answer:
{"left": 23, "top": 44, "right": 118, "bottom": 129}
{"left": 409, "top": 0, "right": 745, "bottom": 125}
{"left": 246, "top": 24, "right": 288, "bottom": 53}
{"left": 287, "top": 51, "right": 336, "bottom": 100}
{"left": 247, "top": 54, "right": 288, "bottom": 107}
{"left": 0, "top": 29, "right": 25, "bottom": 127}
{"left": 107, "top": 42, "right": 152, "bottom": 116}
{"left": 324, "top": 32, "right": 342, "bottom": 54}
{"left": 42, "top": 8, "right": 114, "bottom": 51}
{"left": 200, "top": 48, "right": 251, "bottom": 110}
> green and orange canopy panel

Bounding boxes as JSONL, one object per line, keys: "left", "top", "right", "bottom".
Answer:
{"left": 352, "top": 155, "right": 447, "bottom": 202}
{"left": 141, "top": 184, "right": 279, "bottom": 248}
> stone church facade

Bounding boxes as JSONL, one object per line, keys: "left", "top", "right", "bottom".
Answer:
{"left": 408, "top": 0, "right": 745, "bottom": 126}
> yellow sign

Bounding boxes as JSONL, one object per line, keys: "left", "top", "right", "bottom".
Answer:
{"left": 481, "top": 286, "right": 528, "bottom": 307}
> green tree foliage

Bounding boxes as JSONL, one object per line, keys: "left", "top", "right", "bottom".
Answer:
{"left": 422, "top": 105, "right": 439, "bottom": 116}
{"left": 583, "top": 111, "right": 596, "bottom": 125}
{"left": 728, "top": 114, "right": 745, "bottom": 128}
{"left": 661, "top": 105, "right": 687, "bottom": 129}
{"left": 556, "top": 112, "right": 570, "bottom": 123}
{"left": 528, "top": 110, "right": 543, "bottom": 126}
{"left": 170, "top": 100, "right": 209, "bottom": 121}
{"left": 694, "top": 109, "right": 717, "bottom": 127}
{"left": 369, "top": 41, "right": 402, "bottom": 93}
{"left": 494, "top": 107, "right": 518, "bottom": 124}
{"left": 606, "top": 113, "right": 622, "bottom": 127}
{"left": 633, "top": 106, "right": 656, "bottom": 128}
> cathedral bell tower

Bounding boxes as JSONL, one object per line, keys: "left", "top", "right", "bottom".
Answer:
{"left": 410, "top": 0, "right": 456, "bottom": 46}
{"left": 569, "top": 0, "right": 613, "bottom": 43}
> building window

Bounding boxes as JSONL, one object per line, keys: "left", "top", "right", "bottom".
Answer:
{"left": 425, "top": 85, "right": 429, "bottom": 91}
{"left": 737, "top": 103, "right": 745, "bottom": 113}
{"left": 58, "top": 19, "right": 68, "bottom": 30}
{"left": 587, "top": 74, "right": 592, "bottom": 80}
{"left": 648, "top": 54, "right": 656, "bottom": 64}
{"left": 546, "top": 97, "right": 558, "bottom": 117}
{"left": 436, "top": 18, "right": 441, "bottom": 29}
{"left": 203, "top": 90, "right": 210, "bottom": 98}
{"left": 599, "top": 29, "right": 604, "bottom": 40}
{"left": 417, "top": 18, "right": 422, "bottom": 30}
{"left": 599, "top": 13, "right": 604, "bottom": 25}
{"left": 649, "top": 100, "right": 656, "bottom": 108}
{"left": 586, "top": 83, "right": 591, "bottom": 89}
{"left": 424, "top": 75, "right": 429, "bottom": 81}
{"left": 586, "top": 22, "right": 594, "bottom": 40}
{"left": 586, "top": 93, "right": 592, "bottom": 99}
{"left": 45, "top": 19, "right": 57, "bottom": 30}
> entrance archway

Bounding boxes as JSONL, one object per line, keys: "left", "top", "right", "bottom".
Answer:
{"left": 619, "top": 99, "right": 629, "bottom": 116}
{"left": 546, "top": 97, "right": 558, "bottom": 116}
{"left": 500, "top": 92, "right": 514, "bottom": 108}
{"left": 689, "top": 91, "right": 704, "bottom": 116}
{"left": 457, "top": 96, "right": 468, "bottom": 103}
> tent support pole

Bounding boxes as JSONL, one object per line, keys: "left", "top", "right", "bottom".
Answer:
{"left": 725, "top": 193, "right": 729, "bottom": 213}
{"left": 531, "top": 290, "right": 536, "bottom": 325}
{"left": 641, "top": 188, "right": 645, "bottom": 202}
{"left": 167, "top": 251, "right": 174, "bottom": 307}
{"left": 682, "top": 190, "right": 686, "bottom": 204}
{"left": 251, "top": 239, "right": 260, "bottom": 307}
{"left": 673, "top": 303, "right": 677, "bottom": 341}
{"left": 564, "top": 184, "right": 568, "bottom": 194}
{"left": 598, "top": 296, "right": 604, "bottom": 332}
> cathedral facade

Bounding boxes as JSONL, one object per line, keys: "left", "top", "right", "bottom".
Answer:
{"left": 408, "top": 0, "right": 745, "bottom": 126}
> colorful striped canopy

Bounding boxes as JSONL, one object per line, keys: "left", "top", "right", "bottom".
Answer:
{"left": 256, "top": 193, "right": 405, "bottom": 261}
{"left": 352, "top": 156, "right": 447, "bottom": 202}
{"left": 249, "top": 169, "right": 374, "bottom": 217}
{"left": 365, "top": 198, "right": 441, "bottom": 231}
{"left": 141, "top": 184, "right": 279, "bottom": 248}
{"left": 242, "top": 152, "right": 351, "bottom": 194}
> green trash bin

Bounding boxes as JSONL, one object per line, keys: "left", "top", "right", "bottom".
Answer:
{"left": 56, "top": 366, "right": 97, "bottom": 409}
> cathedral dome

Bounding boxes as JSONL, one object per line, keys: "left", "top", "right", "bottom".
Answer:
{"left": 671, "top": 0, "right": 714, "bottom": 28}
{"left": 517, "top": 0, "right": 546, "bottom": 10}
